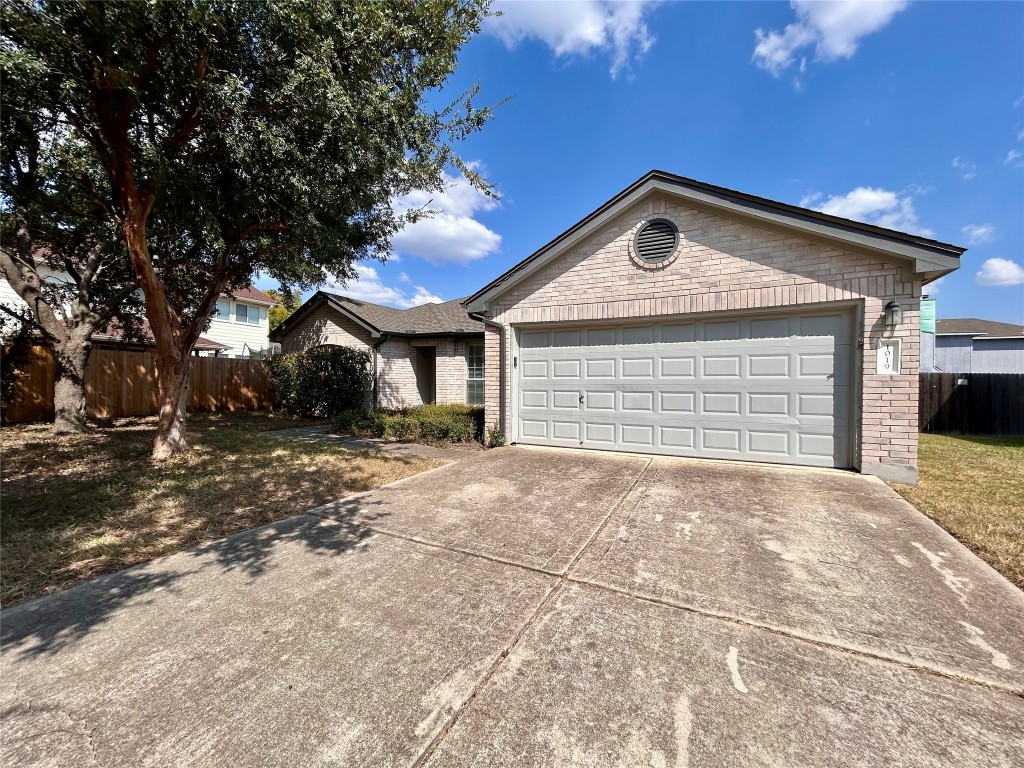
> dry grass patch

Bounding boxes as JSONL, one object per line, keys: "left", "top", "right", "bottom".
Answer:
{"left": 1, "top": 411, "right": 439, "bottom": 606}
{"left": 891, "top": 434, "right": 1024, "bottom": 589}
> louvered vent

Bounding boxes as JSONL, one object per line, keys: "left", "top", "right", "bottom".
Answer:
{"left": 634, "top": 219, "right": 679, "bottom": 263}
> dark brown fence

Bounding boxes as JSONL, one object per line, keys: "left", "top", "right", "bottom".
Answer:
{"left": 2, "top": 346, "right": 274, "bottom": 424}
{"left": 920, "top": 373, "right": 1024, "bottom": 436}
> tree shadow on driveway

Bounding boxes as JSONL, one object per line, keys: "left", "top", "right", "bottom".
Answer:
{"left": 0, "top": 497, "right": 389, "bottom": 659}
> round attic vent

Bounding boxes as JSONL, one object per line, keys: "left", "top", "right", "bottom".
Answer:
{"left": 633, "top": 218, "right": 679, "bottom": 265}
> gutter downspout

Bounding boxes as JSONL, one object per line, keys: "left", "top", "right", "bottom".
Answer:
{"left": 468, "top": 312, "right": 506, "bottom": 441}
{"left": 371, "top": 333, "right": 389, "bottom": 410}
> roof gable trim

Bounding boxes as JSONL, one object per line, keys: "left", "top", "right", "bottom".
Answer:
{"left": 465, "top": 172, "right": 965, "bottom": 312}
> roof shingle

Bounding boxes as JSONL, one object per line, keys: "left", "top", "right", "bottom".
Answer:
{"left": 935, "top": 318, "right": 1024, "bottom": 337}
{"left": 319, "top": 291, "right": 482, "bottom": 335}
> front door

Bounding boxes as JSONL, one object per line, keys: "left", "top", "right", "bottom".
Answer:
{"left": 416, "top": 346, "right": 436, "bottom": 405}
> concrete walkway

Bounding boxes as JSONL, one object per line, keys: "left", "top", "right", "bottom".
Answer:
{"left": 263, "top": 424, "right": 483, "bottom": 462}
{"left": 2, "top": 448, "right": 1022, "bottom": 767}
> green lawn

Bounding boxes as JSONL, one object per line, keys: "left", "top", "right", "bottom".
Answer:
{"left": 1, "top": 411, "right": 439, "bottom": 607}
{"left": 891, "top": 434, "right": 1024, "bottom": 589}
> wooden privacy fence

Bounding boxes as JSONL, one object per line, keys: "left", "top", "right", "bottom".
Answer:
{"left": 2, "top": 346, "right": 274, "bottom": 424}
{"left": 919, "top": 373, "right": 1024, "bottom": 436}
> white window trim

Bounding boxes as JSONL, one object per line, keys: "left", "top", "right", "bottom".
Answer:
{"left": 215, "top": 299, "right": 267, "bottom": 326}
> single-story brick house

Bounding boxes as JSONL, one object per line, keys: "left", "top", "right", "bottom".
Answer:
{"left": 270, "top": 292, "right": 485, "bottom": 409}
{"left": 463, "top": 171, "right": 964, "bottom": 483}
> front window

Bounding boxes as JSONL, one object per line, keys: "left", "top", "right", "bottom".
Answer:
{"left": 466, "top": 343, "right": 484, "bottom": 405}
{"left": 215, "top": 300, "right": 230, "bottom": 319}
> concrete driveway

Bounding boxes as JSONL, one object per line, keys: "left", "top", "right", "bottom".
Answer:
{"left": 2, "top": 447, "right": 1022, "bottom": 767}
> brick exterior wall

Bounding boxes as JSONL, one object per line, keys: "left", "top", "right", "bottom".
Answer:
{"left": 279, "top": 305, "right": 373, "bottom": 353}
{"left": 279, "top": 305, "right": 479, "bottom": 410}
{"left": 483, "top": 195, "right": 922, "bottom": 482}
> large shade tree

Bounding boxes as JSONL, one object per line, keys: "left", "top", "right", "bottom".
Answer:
{"left": 1, "top": 0, "right": 497, "bottom": 457}
{"left": 0, "top": 53, "right": 142, "bottom": 432}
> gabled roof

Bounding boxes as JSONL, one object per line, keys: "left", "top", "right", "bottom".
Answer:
{"left": 935, "top": 318, "right": 1024, "bottom": 339}
{"left": 93, "top": 318, "right": 233, "bottom": 351}
{"left": 225, "top": 286, "right": 275, "bottom": 305}
{"left": 465, "top": 170, "right": 966, "bottom": 313}
{"left": 271, "top": 291, "right": 483, "bottom": 341}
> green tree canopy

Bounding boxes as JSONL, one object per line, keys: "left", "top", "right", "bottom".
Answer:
{"left": 1, "top": 0, "right": 498, "bottom": 456}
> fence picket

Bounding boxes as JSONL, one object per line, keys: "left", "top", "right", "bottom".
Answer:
{"left": 919, "top": 373, "right": 1024, "bottom": 436}
{"left": 2, "top": 346, "right": 274, "bottom": 423}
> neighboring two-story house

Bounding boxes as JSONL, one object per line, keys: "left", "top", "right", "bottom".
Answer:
{"left": 208, "top": 287, "right": 275, "bottom": 358}
{"left": 0, "top": 271, "right": 274, "bottom": 358}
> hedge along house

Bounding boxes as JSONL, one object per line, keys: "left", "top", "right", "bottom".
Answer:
{"left": 270, "top": 292, "right": 485, "bottom": 409}
{"left": 464, "top": 171, "right": 964, "bottom": 483}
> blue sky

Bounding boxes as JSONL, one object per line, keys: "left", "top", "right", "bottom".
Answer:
{"left": 258, "top": 1, "right": 1024, "bottom": 324}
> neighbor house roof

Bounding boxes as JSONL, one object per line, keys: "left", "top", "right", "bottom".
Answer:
{"left": 271, "top": 292, "right": 483, "bottom": 341}
{"left": 935, "top": 318, "right": 1024, "bottom": 339}
{"left": 225, "top": 286, "right": 275, "bottom": 305}
{"left": 464, "top": 170, "right": 966, "bottom": 313}
{"left": 92, "top": 318, "right": 233, "bottom": 352}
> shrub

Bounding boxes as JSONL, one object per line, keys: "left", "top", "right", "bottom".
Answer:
{"left": 486, "top": 421, "right": 505, "bottom": 448}
{"left": 266, "top": 345, "right": 371, "bottom": 418}
{"left": 368, "top": 403, "right": 484, "bottom": 444}
{"left": 331, "top": 409, "right": 365, "bottom": 434}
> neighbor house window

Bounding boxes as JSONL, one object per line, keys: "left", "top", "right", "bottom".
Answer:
{"left": 234, "top": 303, "right": 262, "bottom": 325}
{"left": 466, "top": 343, "right": 484, "bottom": 405}
{"left": 215, "top": 299, "right": 231, "bottom": 319}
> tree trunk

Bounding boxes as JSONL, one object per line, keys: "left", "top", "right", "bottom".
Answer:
{"left": 152, "top": 351, "right": 191, "bottom": 460}
{"left": 51, "top": 343, "right": 91, "bottom": 434}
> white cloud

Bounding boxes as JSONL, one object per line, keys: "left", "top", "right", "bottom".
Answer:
{"left": 324, "top": 264, "right": 444, "bottom": 309}
{"left": 800, "top": 186, "right": 934, "bottom": 237}
{"left": 961, "top": 223, "right": 996, "bottom": 245}
{"left": 976, "top": 258, "right": 1024, "bottom": 287}
{"left": 923, "top": 275, "right": 946, "bottom": 296}
{"left": 390, "top": 167, "right": 502, "bottom": 266}
{"left": 397, "top": 272, "right": 411, "bottom": 284}
{"left": 952, "top": 156, "right": 977, "bottom": 180}
{"left": 753, "top": 0, "right": 909, "bottom": 77}
{"left": 486, "top": 0, "right": 658, "bottom": 78}
{"left": 1005, "top": 148, "right": 1023, "bottom": 167}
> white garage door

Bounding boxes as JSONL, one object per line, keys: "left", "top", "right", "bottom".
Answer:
{"left": 515, "top": 311, "right": 853, "bottom": 468}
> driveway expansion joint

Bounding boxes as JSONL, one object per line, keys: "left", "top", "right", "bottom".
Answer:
{"left": 567, "top": 579, "right": 1024, "bottom": 699}
{"left": 410, "top": 582, "right": 565, "bottom": 768}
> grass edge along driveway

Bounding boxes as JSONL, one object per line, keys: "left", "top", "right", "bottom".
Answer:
{"left": 891, "top": 433, "right": 1024, "bottom": 590}
{"left": 0, "top": 411, "right": 440, "bottom": 607}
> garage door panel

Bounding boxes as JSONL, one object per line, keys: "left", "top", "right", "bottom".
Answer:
{"left": 660, "top": 357, "right": 696, "bottom": 377}
{"left": 621, "top": 326, "right": 655, "bottom": 345}
{"left": 585, "top": 422, "right": 616, "bottom": 443}
{"left": 747, "top": 393, "right": 790, "bottom": 417}
{"left": 660, "top": 426, "right": 696, "bottom": 448}
{"left": 586, "top": 358, "right": 616, "bottom": 377}
{"left": 521, "top": 390, "right": 547, "bottom": 409}
{"left": 551, "top": 421, "right": 581, "bottom": 441}
{"left": 704, "top": 320, "right": 743, "bottom": 341}
{"left": 748, "top": 355, "right": 790, "bottom": 377}
{"left": 661, "top": 392, "right": 695, "bottom": 413}
{"left": 585, "top": 391, "right": 615, "bottom": 409}
{"left": 662, "top": 323, "right": 696, "bottom": 343}
{"left": 702, "top": 428, "right": 742, "bottom": 452}
{"left": 521, "top": 360, "right": 548, "bottom": 378}
{"left": 621, "top": 391, "right": 655, "bottom": 411}
{"left": 749, "top": 316, "right": 792, "bottom": 339}
{"left": 702, "top": 392, "right": 741, "bottom": 415}
{"left": 517, "top": 311, "right": 853, "bottom": 468}
{"left": 702, "top": 356, "right": 742, "bottom": 378}
{"left": 621, "top": 358, "right": 654, "bottom": 378}
{"left": 551, "top": 391, "right": 581, "bottom": 409}
{"left": 585, "top": 328, "right": 617, "bottom": 346}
